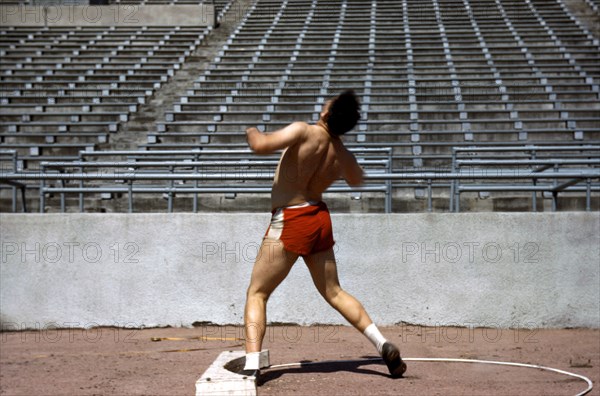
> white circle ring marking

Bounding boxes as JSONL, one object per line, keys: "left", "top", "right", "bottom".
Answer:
{"left": 268, "top": 357, "right": 593, "bottom": 396}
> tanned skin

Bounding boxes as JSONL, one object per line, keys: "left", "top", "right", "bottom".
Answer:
{"left": 244, "top": 100, "right": 374, "bottom": 354}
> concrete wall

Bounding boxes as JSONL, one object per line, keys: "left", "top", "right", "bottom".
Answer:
{"left": 0, "top": 212, "right": 598, "bottom": 330}
{"left": 0, "top": 4, "right": 216, "bottom": 27}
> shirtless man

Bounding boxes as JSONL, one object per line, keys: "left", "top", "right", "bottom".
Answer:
{"left": 242, "top": 91, "right": 406, "bottom": 379}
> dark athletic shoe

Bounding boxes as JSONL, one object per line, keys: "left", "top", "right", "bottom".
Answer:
{"left": 381, "top": 342, "right": 407, "bottom": 378}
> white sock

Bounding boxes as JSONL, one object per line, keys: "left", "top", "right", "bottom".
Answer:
{"left": 244, "top": 352, "right": 260, "bottom": 370}
{"left": 363, "top": 323, "right": 388, "bottom": 355}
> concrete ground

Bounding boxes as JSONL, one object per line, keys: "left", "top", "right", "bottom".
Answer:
{"left": 0, "top": 325, "right": 598, "bottom": 395}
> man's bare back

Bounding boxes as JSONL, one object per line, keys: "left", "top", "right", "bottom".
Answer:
{"left": 246, "top": 107, "right": 363, "bottom": 210}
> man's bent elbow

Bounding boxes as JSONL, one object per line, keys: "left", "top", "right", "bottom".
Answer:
{"left": 249, "top": 139, "right": 272, "bottom": 154}
{"left": 252, "top": 145, "right": 272, "bottom": 155}
{"left": 246, "top": 128, "right": 269, "bottom": 154}
{"left": 346, "top": 172, "right": 364, "bottom": 187}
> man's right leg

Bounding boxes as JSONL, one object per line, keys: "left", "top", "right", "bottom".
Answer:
{"left": 303, "top": 248, "right": 406, "bottom": 377}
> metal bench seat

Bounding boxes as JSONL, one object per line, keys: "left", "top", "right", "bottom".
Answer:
{"left": 1, "top": 68, "right": 170, "bottom": 80}
{"left": 0, "top": 143, "right": 96, "bottom": 156}
{"left": 0, "top": 55, "right": 188, "bottom": 65}
{"left": 0, "top": 93, "right": 147, "bottom": 105}
{"left": 164, "top": 108, "right": 600, "bottom": 123}
{"left": 0, "top": 102, "right": 138, "bottom": 113}
{"left": 0, "top": 79, "right": 160, "bottom": 88}
{"left": 0, "top": 121, "right": 119, "bottom": 133}
{"left": 138, "top": 140, "right": 600, "bottom": 152}
{"left": 1, "top": 87, "right": 154, "bottom": 97}
{"left": 0, "top": 131, "right": 109, "bottom": 144}
{"left": 0, "top": 111, "right": 129, "bottom": 123}
{"left": 154, "top": 116, "right": 598, "bottom": 133}
{"left": 2, "top": 45, "right": 198, "bottom": 55}
{"left": 0, "top": 63, "right": 177, "bottom": 73}
{"left": 171, "top": 98, "right": 599, "bottom": 112}
{"left": 145, "top": 127, "right": 599, "bottom": 141}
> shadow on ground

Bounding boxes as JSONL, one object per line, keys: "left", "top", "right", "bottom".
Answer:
{"left": 259, "top": 356, "right": 398, "bottom": 385}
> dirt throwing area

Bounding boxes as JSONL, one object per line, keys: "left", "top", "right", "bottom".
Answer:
{"left": 1, "top": 325, "right": 598, "bottom": 395}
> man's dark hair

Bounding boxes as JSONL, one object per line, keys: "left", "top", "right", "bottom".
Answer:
{"left": 326, "top": 90, "right": 361, "bottom": 136}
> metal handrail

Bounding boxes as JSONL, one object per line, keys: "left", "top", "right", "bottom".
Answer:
{"left": 452, "top": 145, "right": 600, "bottom": 153}
{"left": 49, "top": 151, "right": 393, "bottom": 212}
{"left": 1, "top": 145, "right": 598, "bottom": 214}
{"left": 78, "top": 147, "right": 393, "bottom": 157}
{"left": 450, "top": 145, "right": 600, "bottom": 212}
{"left": 456, "top": 159, "right": 599, "bottom": 166}
{"left": 1, "top": 169, "right": 598, "bottom": 213}
{"left": 2, "top": 171, "right": 597, "bottom": 181}
{"left": 40, "top": 159, "right": 390, "bottom": 168}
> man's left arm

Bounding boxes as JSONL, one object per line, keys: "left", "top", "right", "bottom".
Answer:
{"left": 246, "top": 122, "right": 307, "bottom": 154}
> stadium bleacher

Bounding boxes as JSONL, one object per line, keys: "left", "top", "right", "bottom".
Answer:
{"left": 149, "top": 0, "right": 599, "bottom": 163}
{"left": 584, "top": 0, "right": 599, "bottom": 13}
{"left": 0, "top": 0, "right": 598, "bottom": 212}
{"left": 0, "top": 24, "right": 212, "bottom": 168}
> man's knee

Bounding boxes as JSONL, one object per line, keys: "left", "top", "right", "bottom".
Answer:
{"left": 246, "top": 285, "right": 270, "bottom": 301}
{"left": 322, "top": 286, "right": 343, "bottom": 304}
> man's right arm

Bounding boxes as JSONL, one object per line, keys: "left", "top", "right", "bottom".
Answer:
{"left": 246, "top": 122, "right": 307, "bottom": 154}
{"left": 333, "top": 139, "right": 364, "bottom": 186}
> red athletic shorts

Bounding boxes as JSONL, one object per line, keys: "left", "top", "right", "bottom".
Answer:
{"left": 264, "top": 200, "right": 335, "bottom": 256}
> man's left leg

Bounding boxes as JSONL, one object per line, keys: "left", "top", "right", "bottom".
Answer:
{"left": 304, "top": 247, "right": 407, "bottom": 378}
